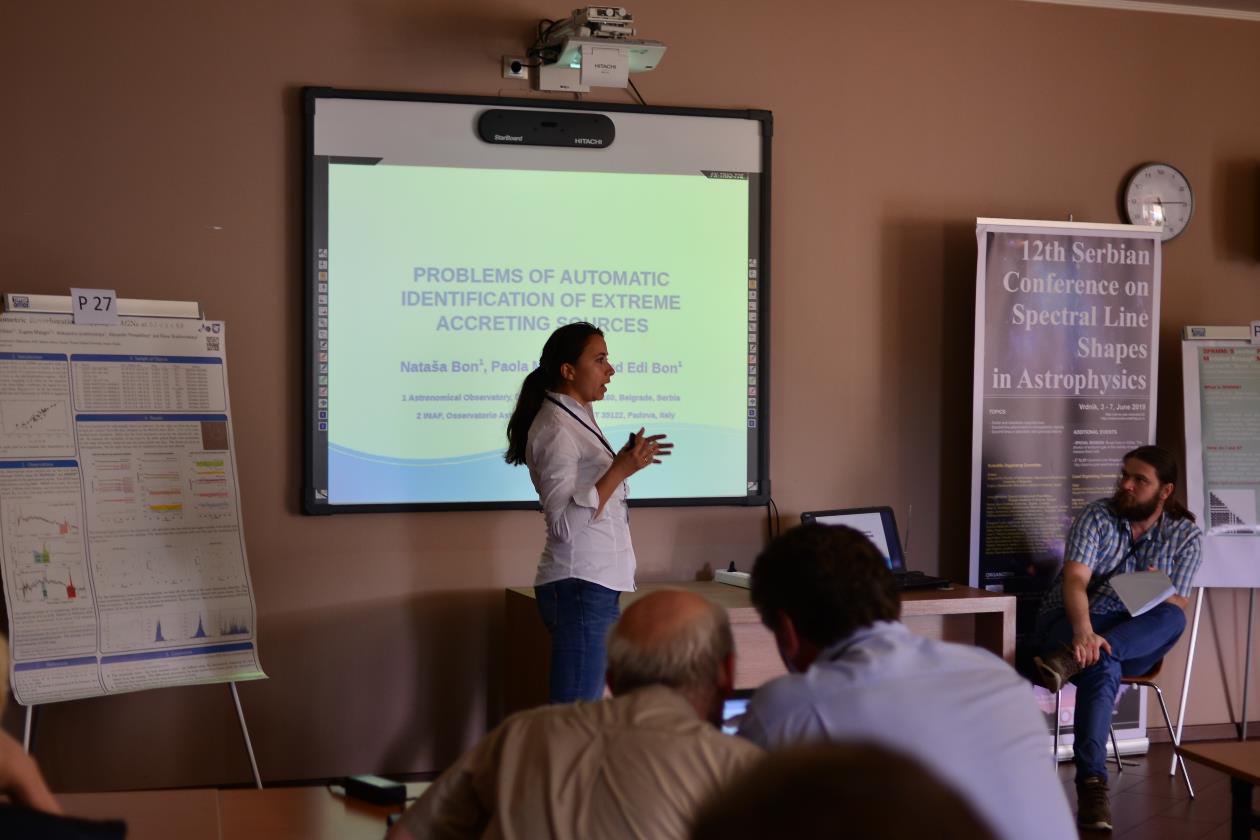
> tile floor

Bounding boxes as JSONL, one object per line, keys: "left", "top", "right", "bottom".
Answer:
{"left": 1057, "top": 742, "right": 1257, "bottom": 839}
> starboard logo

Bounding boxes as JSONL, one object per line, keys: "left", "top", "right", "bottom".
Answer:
{"left": 493, "top": 134, "right": 524, "bottom": 142}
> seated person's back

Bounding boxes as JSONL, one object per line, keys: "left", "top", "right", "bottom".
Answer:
{"left": 737, "top": 524, "right": 1074, "bottom": 840}
{"left": 391, "top": 590, "right": 762, "bottom": 840}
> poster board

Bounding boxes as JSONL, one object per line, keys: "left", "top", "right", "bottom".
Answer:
{"left": 969, "top": 218, "right": 1162, "bottom": 745}
{"left": 1181, "top": 325, "right": 1260, "bottom": 588}
{"left": 0, "top": 307, "right": 265, "bottom": 705}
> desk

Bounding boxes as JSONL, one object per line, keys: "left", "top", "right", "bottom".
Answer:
{"left": 504, "top": 580, "right": 1015, "bottom": 715}
{"left": 1178, "top": 741, "right": 1260, "bottom": 840}
{"left": 58, "top": 783, "right": 429, "bottom": 840}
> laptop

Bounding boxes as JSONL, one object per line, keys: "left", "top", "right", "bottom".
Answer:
{"left": 800, "top": 506, "right": 951, "bottom": 590}
{"left": 721, "top": 688, "right": 754, "bottom": 735}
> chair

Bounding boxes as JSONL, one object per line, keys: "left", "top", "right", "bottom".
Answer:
{"left": 1051, "top": 658, "right": 1194, "bottom": 798}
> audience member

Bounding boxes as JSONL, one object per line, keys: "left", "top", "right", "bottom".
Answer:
{"left": 692, "top": 742, "right": 997, "bottom": 840}
{"left": 1032, "top": 445, "right": 1201, "bottom": 830}
{"left": 389, "top": 589, "right": 762, "bottom": 840}
{"left": 737, "top": 524, "right": 1075, "bottom": 840}
{"left": 0, "top": 636, "right": 61, "bottom": 815}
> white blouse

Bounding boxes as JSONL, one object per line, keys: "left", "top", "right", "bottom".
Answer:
{"left": 526, "top": 392, "right": 636, "bottom": 592}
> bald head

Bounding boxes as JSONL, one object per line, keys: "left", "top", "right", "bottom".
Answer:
{"left": 605, "top": 590, "right": 734, "bottom": 718}
{"left": 614, "top": 589, "right": 716, "bottom": 649}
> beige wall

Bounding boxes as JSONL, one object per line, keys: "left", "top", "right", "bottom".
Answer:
{"left": 1, "top": 0, "right": 1258, "bottom": 790}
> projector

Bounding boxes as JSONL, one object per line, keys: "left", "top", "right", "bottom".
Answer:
{"left": 530, "top": 7, "right": 666, "bottom": 93}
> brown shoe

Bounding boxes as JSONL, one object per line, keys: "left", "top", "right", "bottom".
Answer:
{"left": 1034, "top": 647, "right": 1082, "bottom": 692}
{"left": 1076, "top": 776, "right": 1112, "bottom": 830}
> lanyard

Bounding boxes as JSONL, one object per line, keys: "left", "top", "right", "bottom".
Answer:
{"left": 1091, "top": 524, "right": 1151, "bottom": 595}
{"left": 544, "top": 395, "right": 629, "bottom": 521}
{"left": 544, "top": 395, "right": 616, "bottom": 456}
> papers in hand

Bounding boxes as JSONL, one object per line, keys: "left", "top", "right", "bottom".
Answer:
{"left": 1111, "top": 571, "right": 1176, "bottom": 617}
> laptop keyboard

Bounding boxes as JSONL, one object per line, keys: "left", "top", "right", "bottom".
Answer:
{"left": 893, "top": 570, "right": 951, "bottom": 590}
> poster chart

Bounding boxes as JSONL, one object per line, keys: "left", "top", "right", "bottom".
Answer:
{"left": 1181, "top": 325, "right": 1260, "bottom": 588}
{"left": 969, "top": 219, "right": 1161, "bottom": 741}
{"left": 0, "top": 312, "right": 264, "bottom": 705}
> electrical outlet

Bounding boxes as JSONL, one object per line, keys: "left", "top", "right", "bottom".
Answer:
{"left": 502, "top": 56, "right": 529, "bottom": 80}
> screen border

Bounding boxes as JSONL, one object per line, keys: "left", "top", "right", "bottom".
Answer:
{"left": 301, "top": 87, "right": 773, "bottom": 515}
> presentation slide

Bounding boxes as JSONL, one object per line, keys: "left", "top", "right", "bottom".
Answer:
{"left": 305, "top": 92, "right": 769, "bottom": 511}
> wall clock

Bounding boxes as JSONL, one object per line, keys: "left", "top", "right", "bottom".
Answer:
{"left": 1123, "top": 163, "right": 1193, "bottom": 241}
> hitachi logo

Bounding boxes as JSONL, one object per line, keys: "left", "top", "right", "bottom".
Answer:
{"left": 493, "top": 133, "right": 524, "bottom": 142}
{"left": 573, "top": 138, "right": 603, "bottom": 146}
{"left": 593, "top": 63, "right": 617, "bottom": 70}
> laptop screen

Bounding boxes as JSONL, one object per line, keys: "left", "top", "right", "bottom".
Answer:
{"left": 799, "top": 506, "right": 905, "bottom": 572}
{"left": 721, "top": 689, "right": 754, "bottom": 735}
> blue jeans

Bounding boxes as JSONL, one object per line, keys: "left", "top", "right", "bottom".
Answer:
{"left": 1037, "top": 603, "right": 1187, "bottom": 782}
{"left": 535, "top": 578, "right": 622, "bottom": 703}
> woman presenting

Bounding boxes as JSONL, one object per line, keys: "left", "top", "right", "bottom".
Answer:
{"left": 505, "top": 322, "right": 671, "bottom": 703}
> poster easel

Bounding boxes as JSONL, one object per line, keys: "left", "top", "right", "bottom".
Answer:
{"left": 23, "top": 681, "right": 262, "bottom": 789}
{"left": 1174, "top": 323, "right": 1260, "bottom": 771}
{"left": 0, "top": 293, "right": 265, "bottom": 788}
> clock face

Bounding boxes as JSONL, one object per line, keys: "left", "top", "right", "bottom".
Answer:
{"left": 1124, "top": 163, "right": 1193, "bottom": 241}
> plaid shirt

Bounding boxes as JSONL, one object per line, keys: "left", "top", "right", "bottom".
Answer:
{"left": 1039, "top": 499, "right": 1202, "bottom": 617}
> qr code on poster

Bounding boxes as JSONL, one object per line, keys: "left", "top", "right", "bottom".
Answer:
{"left": 205, "top": 336, "right": 220, "bottom": 351}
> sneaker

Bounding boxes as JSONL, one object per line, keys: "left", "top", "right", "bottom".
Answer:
{"left": 1033, "top": 647, "right": 1082, "bottom": 692}
{"left": 1076, "top": 776, "right": 1112, "bottom": 831}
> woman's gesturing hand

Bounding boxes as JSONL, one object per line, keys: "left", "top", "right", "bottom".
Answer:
{"left": 614, "top": 428, "right": 673, "bottom": 477}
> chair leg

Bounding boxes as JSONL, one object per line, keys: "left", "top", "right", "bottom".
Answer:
{"left": 1149, "top": 682, "right": 1195, "bottom": 800}
{"left": 1109, "top": 724, "right": 1123, "bottom": 774}
{"left": 1054, "top": 689, "right": 1062, "bottom": 767}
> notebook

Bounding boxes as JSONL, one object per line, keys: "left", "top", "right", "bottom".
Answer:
{"left": 800, "top": 506, "right": 951, "bottom": 590}
{"left": 1110, "top": 570, "right": 1175, "bottom": 617}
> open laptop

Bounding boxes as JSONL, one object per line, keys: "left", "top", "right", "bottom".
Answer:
{"left": 721, "top": 688, "right": 753, "bottom": 735}
{"left": 800, "top": 506, "right": 951, "bottom": 590}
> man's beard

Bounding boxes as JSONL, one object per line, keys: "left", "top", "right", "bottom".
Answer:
{"left": 1111, "top": 487, "right": 1160, "bottom": 521}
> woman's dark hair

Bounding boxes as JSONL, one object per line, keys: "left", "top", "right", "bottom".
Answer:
{"left": 504, "top": 322, "right": 604, "bottom": 465}
{"left": 1124, "top": 445, "right": 1195, "bottom": 522}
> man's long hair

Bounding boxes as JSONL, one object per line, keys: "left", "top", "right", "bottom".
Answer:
{"left": 1125, "top": 445, "right": 1195, "bottom": 523}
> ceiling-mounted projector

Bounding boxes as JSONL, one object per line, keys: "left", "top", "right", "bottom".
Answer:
{"left": 529, "top": 7, "right": 666, "bottom": 93}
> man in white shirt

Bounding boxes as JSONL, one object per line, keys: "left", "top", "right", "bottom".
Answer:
{"left": 738, "top": 524, "right": 1075, "bottom": 840}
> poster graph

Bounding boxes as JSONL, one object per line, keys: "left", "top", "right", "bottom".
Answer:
{"left": 0, "top": 313, "right": 265, "bottom": 705}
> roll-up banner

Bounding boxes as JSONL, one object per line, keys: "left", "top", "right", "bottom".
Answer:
{"left": 970, "top": 219, "right": 1161, "bottom": 745}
